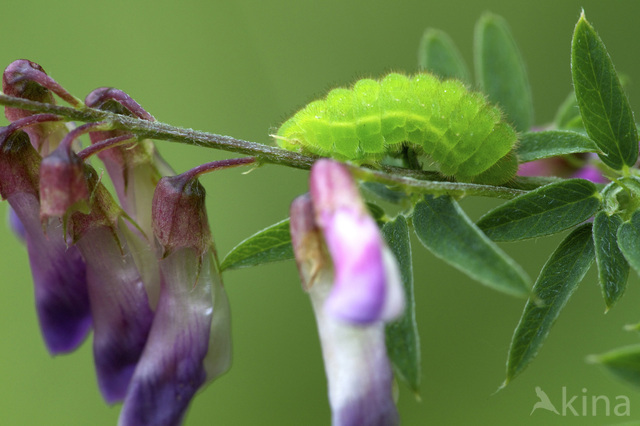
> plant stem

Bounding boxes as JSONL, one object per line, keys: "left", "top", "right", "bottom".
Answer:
{"left": 0, "top": 92, "right": 553, "bottom": 199}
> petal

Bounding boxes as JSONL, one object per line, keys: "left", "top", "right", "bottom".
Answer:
{"left": 8, "top": 205, "right": 27, "bottom": 242}
{"left": 517, "top": 157, "right": 570, "bottom": 177}
{"left": 9, "top": 193, "right": 91, "bottom": 354}
{"left": 310, "top": 159, "right": 366, "bottom": 225}
{"left": 323, "top": 209, "right": 387, "bottom": 324}
{"left": 379, "top": 247, "right": 405, "bottom": 322}
{"left": 119, "top": 249, "right": 231, "bottom": 426}
{"left": 572, "top": 164, "right": 608, "bottom": 183}
{"left": 310, "top": 272, "right": 399, "bottom": 426}
{"left": 75, "top": 224, "right": 154, "bottom": 403}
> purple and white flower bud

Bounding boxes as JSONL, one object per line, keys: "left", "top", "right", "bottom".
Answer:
{"left": 309, "top": 159, "right": 404, "bottom": 324}
{"left": 0, "top": 128, "right": 91, "bottom": 354}
{"left": 119, "top": 172, "right": 231, "bottom": 425}
{"left": 290, "top": 192, "right": 399, "bottom": 426}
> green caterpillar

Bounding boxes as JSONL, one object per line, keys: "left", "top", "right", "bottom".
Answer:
{"left": 274, "top": 72, "right": 518, "bottom": 185}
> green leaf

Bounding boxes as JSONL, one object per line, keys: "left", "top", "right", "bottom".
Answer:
{"left": 589, "top": 344, "right": 640, "bottom": 390}
{"left": 220, "top": 219, "right": 293, "bottom": 271}
{"left": 516, "top": 130, "right": 598, "bottom": 163}
{"left": 413, "top": 195, "right": 530, "bottom": 297}
{"left": 477, "top": 179, "right": 601, "bottom": 241}
{"left": 382, "top": 215, "right": 421, "bottom": 394}
{"left": 474, "top": 12, "right": 533, "bottom": 132}
{"left": 593, "top": 212, "right": 629, "bottom": 311}
{"left": 418, "top": 28, "right": 471, "bottom": 83}
{"left": 571, "top": 12, "right": 638, "bottom": 171}
{"left": 361, "top": 182, "right": 408, "bottom": 204}
{"left": 365, "top": 202, "right": 387, "bottom": 227}
{"left": 617, "top": 210, "right": 640, "bottom": 277}
{"left": 505, "top": 223, "right": 595, "bottom": 384}
{"left": 554, "top": 92, "right": 584, "bottom": 130}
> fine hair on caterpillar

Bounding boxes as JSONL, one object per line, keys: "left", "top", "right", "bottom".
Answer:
{"left": 273, "top": 72, "right": 518, "bottom": 185}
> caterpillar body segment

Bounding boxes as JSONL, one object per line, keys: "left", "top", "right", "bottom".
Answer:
{"left": 275, "top": 72, "right": 518, "bottom": 185}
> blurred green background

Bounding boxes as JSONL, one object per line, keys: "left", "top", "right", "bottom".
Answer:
{"left": 1, "top": 0, "right": 640, "bottom": 424}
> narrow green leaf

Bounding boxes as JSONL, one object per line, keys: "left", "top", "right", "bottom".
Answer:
{"left": 506, "top": 223, "right": 595, "bottom": 384}
{"left": 554, "top": 92, "right": 584, "bottom": 130}
{"left": 382, "top": 215, "right": 421, "bottom": 394}
{"left": 516, "top": 130, "right": 598, "bottom": 163}
{"left": 413, "top": 195, "right": 530, "bottom": 297}
{"left": 474, "top": 12, "right": 533, "bottom": 131}
{"left": 418, "top": 28, "right": 470, "bottom": 83}
{"left": 593, "top": 212, "right": 629, "bottom": 310}
{"left": 220, "top": 219, "right": 293, "bottom": 271}
{"left": 589, "top": 344, "right": 640, "bottom": 390}
{"left": 361, "top": 182, "right": 408, "bottom": 204}
{"left": 365, "top": 202, "right": 386, "bottom": 227}
{"left": 477, "top": 179, "right": 601, "bottom": 241}
{"left": 617, "top": 210, "right": 640, "bottom": 277}
{"left": 571, "top": 12, "right": 638, "bottom": 170}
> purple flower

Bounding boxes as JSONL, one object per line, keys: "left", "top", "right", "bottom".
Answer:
{"left": 38, "top": 162, "right": 154, "bottom": 403}
{"left": 75, "top": 219, "right": 154, "bottom": 403}
{"left": 290, "top": 159, "right": 403, "bottom": 426}
{"left": 518, "top": 153, "right": 607, "bottom": 184}
{"left": 119, "top": 172, "right": 231, "bottom": 425}
{"left": 7, "top": 205, "right": 27, "bottom": 242}
{"left": 0, "top": 126, "right": 91, "bottom": 354}
{"left": 36, "top": 125, "right": 155, "bottom": 402}
{"left": 570, "top": 163, "right": 608, "bottom": 183}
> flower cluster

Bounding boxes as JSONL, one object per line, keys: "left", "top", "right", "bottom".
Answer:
{"left": 1, "top": 60, "right": 231, "bottom": 425}
{"left": 1, "top": 60, "right": 408, "bottom": 425}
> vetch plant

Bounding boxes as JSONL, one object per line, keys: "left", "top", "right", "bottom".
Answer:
{"left": 4, "top": 9, "right": 640, "bottom": 425}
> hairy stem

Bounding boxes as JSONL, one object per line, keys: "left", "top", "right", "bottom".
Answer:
{"left": 0, "top": 92, "right": 553, "bottom": 199}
